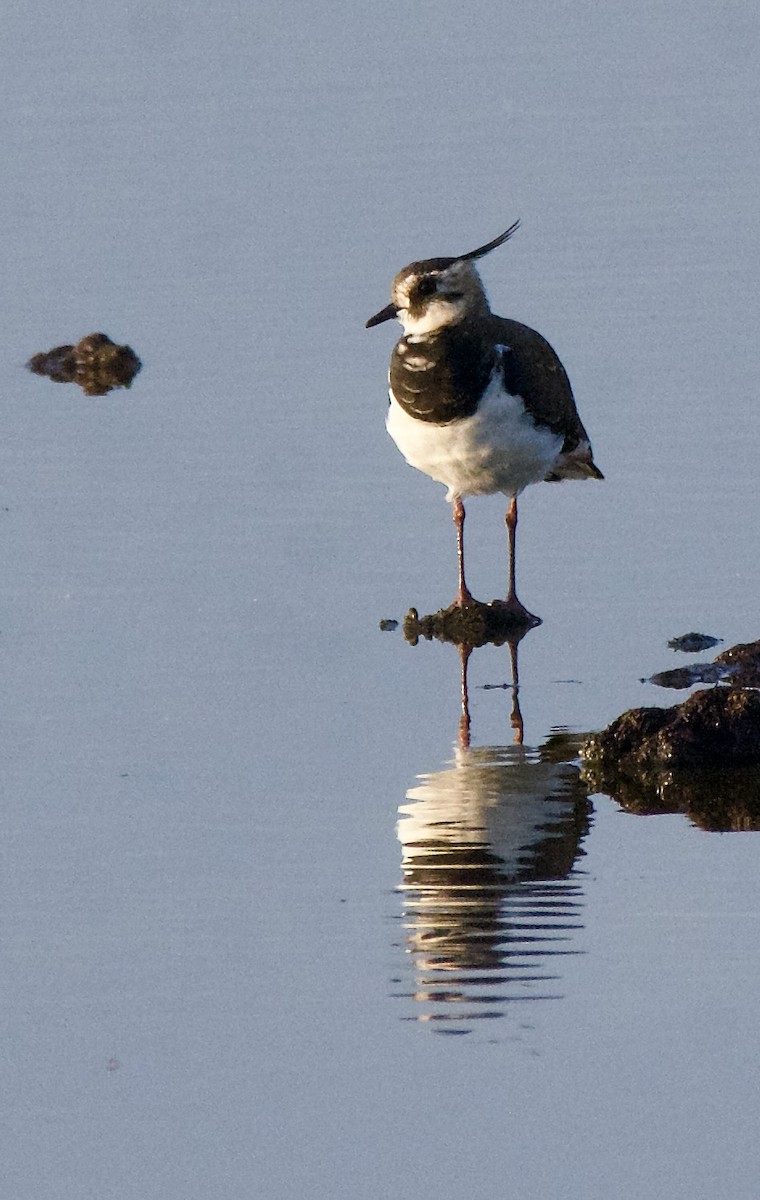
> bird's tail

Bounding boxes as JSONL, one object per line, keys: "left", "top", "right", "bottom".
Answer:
{"left": 545, "top": 440, "right": 604, "bottom": 482}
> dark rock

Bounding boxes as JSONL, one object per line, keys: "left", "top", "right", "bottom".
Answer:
{"left": 27, "top": 343, "right": 75, "bottom": 383}
{"left": 379, "top": 618, "right": 398, "bottom": 631}
{"left": 583, "top": 687, "right": 760, "bottom": 774}
{"left": 713, "top": 639, "right": 760, "bottom": 688}
{"left": 667, "top": 632, "right": 722, "bottom": 653}
{"left": 28, "top": 333, "right": 141, "bottom": 396}
{"left": 585, "top": 636, "right": 760, "bottom": 830}
{"left": 646, "top": 662, "right": 728, "bottom": 689}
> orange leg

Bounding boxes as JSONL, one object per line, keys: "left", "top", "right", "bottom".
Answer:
{"left": 488, "top": 495, "right": 541, "bottom": 627}
{"left": 452, "top": 496, "right": 475, "bottom": 606}
{"left": 506, "top": 494, "right": 519, "bottom": 602}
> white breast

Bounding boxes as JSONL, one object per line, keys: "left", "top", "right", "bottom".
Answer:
{"left": 386, "top": 370, "right": 564, "bottom": 501}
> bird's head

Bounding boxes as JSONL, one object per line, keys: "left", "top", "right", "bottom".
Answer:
{"left": 366, "top": 221, "right": 520, "bottom": 337}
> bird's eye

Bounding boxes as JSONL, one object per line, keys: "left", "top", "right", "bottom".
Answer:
{"left": 415, "top": 277, "right": 438, "bottom": 300}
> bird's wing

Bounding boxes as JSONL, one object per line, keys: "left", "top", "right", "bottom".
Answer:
{"left": 489, "top": 316, "right": 603, "bottom": 480}
{"left": 488, "top": 317, "right": 582, "bottom": 440}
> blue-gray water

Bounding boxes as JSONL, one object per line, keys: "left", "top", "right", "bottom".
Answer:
{"left": 2, "top": 2, "right": 760, "bottom": 1197}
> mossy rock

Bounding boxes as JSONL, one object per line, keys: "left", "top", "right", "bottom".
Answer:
{"left": 403, "top": 600, "right": 535, "bottom": 648}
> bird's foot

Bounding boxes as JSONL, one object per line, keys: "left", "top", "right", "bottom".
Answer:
{"left": 453, "top": 585, "right": 477, "bottom": 608}
{"left": 487, "top": 595, "right": 542, "bottom": 629}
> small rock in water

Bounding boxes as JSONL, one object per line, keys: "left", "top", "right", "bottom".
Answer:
{"left": 668, "top": 632, "right": 722, "bottom": 653}
{"left": 28, "top": 333, "right": 141, "bottom": 396}
{"left": 379, "top": 618, "right": 398, "bottom": 632}
{"left": 647, "top": 662, "right": 728, "bottom": 689}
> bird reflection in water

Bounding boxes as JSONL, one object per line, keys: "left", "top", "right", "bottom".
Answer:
{"left": 395, "top": 617, "right": 591, "bottom": 1035}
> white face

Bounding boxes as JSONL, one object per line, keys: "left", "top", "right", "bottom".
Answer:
{"left": 391, "top": 260, "right": 486, "bottom": 336}
{"left": 396, "top": 296, "right": 469, "bottom": 336}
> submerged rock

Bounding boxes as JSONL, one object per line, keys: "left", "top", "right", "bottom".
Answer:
{"left": 646, "top": 637, "right": 760, "bottom": 691}
{"left": 667, "top": 632, "right": 722, "bottom": 653}
{"left": 646, "top": 662, "right": 728, "bottom": 689}
{"left": 28, "top": 333, "right": 141, "bottom": 396}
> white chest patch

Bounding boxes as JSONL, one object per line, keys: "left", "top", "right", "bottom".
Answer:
{"left": 386, "top": 370, "right": 563, "bottom": 501}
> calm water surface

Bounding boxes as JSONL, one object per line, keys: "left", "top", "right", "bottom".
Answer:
{"left": 2, "top": 1, "right": 760, "bottom": 1197}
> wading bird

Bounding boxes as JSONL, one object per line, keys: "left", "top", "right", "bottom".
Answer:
{"left": 366, "top": 222, "right": 602, "bottom": 623}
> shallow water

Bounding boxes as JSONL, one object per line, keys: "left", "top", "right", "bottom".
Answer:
{"left": 2, "top": 1, "right": 760, "bottom": 1197}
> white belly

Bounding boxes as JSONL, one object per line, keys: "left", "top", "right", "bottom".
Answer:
{"left": 386, "top": 373, "right": 564, "bottom": 501}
